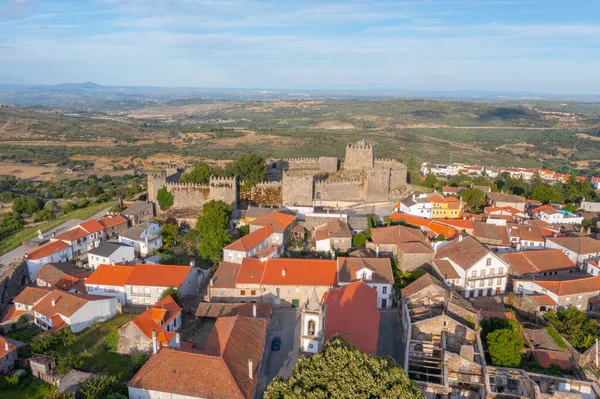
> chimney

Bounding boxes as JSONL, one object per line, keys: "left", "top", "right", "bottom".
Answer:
{"left": 4, "top": 341, "right": 9, "bottom": 351}
{"left": 51, "top": 298, "right": 56, "bottom": 307}
{"left": 152, "top": 330, "right": 159, "bottom": 355}
{"left": 175, "top": 332, "right": 181, "bottom": 348}
{"left": 252, "top": 303, "right": 257, "bottom": 318}
{"left": 51, "top": 232, "right": 56, "bottom": 238}
{"left": 459, "top": 235, "right": 464, "bottom": 242}
{"left": 375, "top": 245, "right": 379, "bottom": 258}
{"left": 111, "top": 261, "right": 115, "bottom": 266}
{"left": 190, "top": 259, "right": 196, "bottom": 267}
{"left": 282, "top": 268, "right": 286, "bottom": 276}
{"left": 209, "top": 278, "right": 214, "bottom": 287}
{"left": 248, "top": 359, "right": 254, "bottom": 380}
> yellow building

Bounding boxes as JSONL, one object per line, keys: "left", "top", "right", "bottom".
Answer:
{"left": 429, "top": 194, "right": 465, "bottom": 219}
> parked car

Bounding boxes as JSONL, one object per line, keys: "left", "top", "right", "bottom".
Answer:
{"left": 272, "top": 337, "right": 281, "bottom": 351}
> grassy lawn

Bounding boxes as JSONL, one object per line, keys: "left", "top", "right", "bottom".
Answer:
{"left": 0, "top": 202, "right": 111, "bottom": 256}
{"left": 64, "top": 313, "right": 138, "bottom": 381}
{"left": 4, "top": 374, "right": 55, "bottom": 399}
{"left": 6, "top": 326, "right": 42, "bottom": 343}
{"left": 409, "top": 184, "right": 434, "bottom": 193}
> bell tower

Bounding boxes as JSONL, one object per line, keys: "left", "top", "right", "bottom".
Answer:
{"left": 300, "top": 287, "right": 324, "bottom": 353}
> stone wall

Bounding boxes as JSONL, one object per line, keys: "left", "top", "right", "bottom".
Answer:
{"left": 318, "top": 157, "right": 339, "bottom": 173}
{"left": 283, "top": 158, "right": 320, "bottom": 170}
{"left": 365, "top": 168, "right": 391, "bottom": 202}
{"left": 166, "top": 182, "right": 210, "bottom": 209}
{"left": 344, "top": 141, "right": 374, "bottom": 170}
{"left": 314, "top": 179, "right": 363, "bottom": 202}
{"left": 147, "top": 172, "right": 166, "bottom": 204}
{"left": 282, "top": 171, "right": 314, "bottom": 206}
{"left": 209, "top": 176, "right": 238, "bottom": 209}
{"left": 239, "top": 181, "right": 283, "bottom": 207}
{"left": 117, "top": 322, "right": 151, "bottom": 355}
{"left": 0, "top": 260, "right": 30, "bottom": 320}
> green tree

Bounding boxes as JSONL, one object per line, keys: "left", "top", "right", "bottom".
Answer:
{"left": 352, "top": 233, "right": 366, "bottom": 247}
{"left": 12, "top": 196, "right": 43, "bottom": 215}
{"left": 423, "top": 173, "right": 438, "bottom": 188}
{"left": 229, "top": 154, "right": 267, "bottom": 187}
{"left": 56, "top": 352, "right": 83, "bottom": 374}
{"left": 461, "top": 189, "right": 486, "bottom": 212}
{"left": 180, "top": 162, "right": 213, "bottom": 184}
{"left": 196, "top": 200, "right": 233, "bottom": 261}
{"left": 265, "top": 335, "right": 423, "bottom": 399}
{"left": 156, "top": 187, "right": 174, "bottom": 211}
{"left": 544, "top": 307, "right": 599, "bottom": 351}
{"left": 63, "top": 202, "right": 77, "bottom": 213}
{"left": 78, "top": 374, "right": 120, "bottom": 399}
{"left": 487, "top": 329, "right": 524, "bottom": 367}
{"left": 532, "top": 185, "right": 563, "bottom": 204}
{"left": 35, "top": 209, "right": 56, "bottom": 222}
{"left": 158, "top": 286, "right": 181, "bottom": 306}
{"left": 0, "top": 212, "right": 25, "bottom": 235}
{"left": 44, "top": 200, "right": 60, "bottom": 213}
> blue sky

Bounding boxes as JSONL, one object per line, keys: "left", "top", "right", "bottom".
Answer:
{"left": 1, "top": 0, "right": 600, "bottom": 93}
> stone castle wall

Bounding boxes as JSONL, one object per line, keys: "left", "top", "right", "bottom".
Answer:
{"left": 150, "top": 175, "right": 238, "bottom": 212}
{"left": 240, "top": 181, "right": 283, "bottom": 207}
{"left": 365, "top": 168, "right": 391, "bottom": 202}
{"left": 314, "top": 178, "right": 363, "bottom": 201}
{"left": 282, "top": 171, "right": 314, "bottom": 206}
{"left": 209, "top": 176, "right": 238, "bottom": 209}
{"left": 0, "top": 260, "right": 29, "bottom": 321}
{"left": 344, "top": 141, "right": 374, "bottom": 170}
{"left": 165, "top": 182, "right": 210, "bottom": 209}
{"left": 284, "top": 158, "right": 320, "bottom": 170}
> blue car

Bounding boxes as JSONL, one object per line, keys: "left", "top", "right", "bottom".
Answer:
{"left": 272, "top": 337, "right": 281, "bottom": 351}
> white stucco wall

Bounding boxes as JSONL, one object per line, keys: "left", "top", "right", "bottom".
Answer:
{"left": 25, "top": 246, "right": 73, "bottom": 282}
{"left": 69, "top": 297, "right": 117, "bottom": 333}
{"left": 85, "top": 284, "right": 127, "bottom": 304}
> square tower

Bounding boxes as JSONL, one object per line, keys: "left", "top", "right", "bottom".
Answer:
{"left": 344, "top": 139, "right": 374, "bottom": 170}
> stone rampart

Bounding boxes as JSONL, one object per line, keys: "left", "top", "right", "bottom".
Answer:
{"left": 240, "top": 181, "right": 283, "bottom": 207}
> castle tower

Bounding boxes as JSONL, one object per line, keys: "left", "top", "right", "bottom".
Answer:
{"left": 300, "top": 287, "right": 324, "bottom": 353}
{"left": 282, "top": 171, "right": 314, "bottom": 206}
{"left": 344, "top": 139, "right": 374, "bottom": 170}
{"left": 209, "top": 176, "right": 238, "bottom": 209}
{"left": 147, "top": 172, "right": 167, "bottom": 204}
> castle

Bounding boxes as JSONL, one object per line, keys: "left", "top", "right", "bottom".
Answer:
{"left": 147, "top": 139, "right": 410, "bottom": 213}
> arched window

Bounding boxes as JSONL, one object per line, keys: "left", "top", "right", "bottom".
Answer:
{"left": 308, "top": 320, "right": 316, "bottom": 336}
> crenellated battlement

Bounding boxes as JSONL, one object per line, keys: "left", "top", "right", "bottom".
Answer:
{"left": 283, "top": 157, "right": 319, "bottom": 162}
{"left": 242, "top": 180, "right": 282, "bottom": 187}
{"left": 315, "top": 178, "right": 362, "bottom": 184}
{"left": 346, "top": 139, "right": 373, "bottom": 149}
{"left": 166, "top": 182, "right": 210, "bottom": 189}
{"left": 210, "top": 175, "right": 237, "bottom": 183}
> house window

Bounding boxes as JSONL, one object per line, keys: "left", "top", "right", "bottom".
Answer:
{"left": 251, "top": 290, "right": 256, "bottom": 296}
{"left": 497, "top": 278, "right": 503, "bottom": 286}
{"left": 383, "top": 287, "right": 387, "bottom": 295}
{"left": 489, "top": 269, "right": 495, "bottom": 276}
{"left": 487, "top": 279, "right": 492, "bottom": 287}
{"left": 362, "top": 271, "right": 367, "bottom": 280}
{"left": 240, "top": 290, "right": 246, "bottom": 296}
{"left": 479, "top": 280, "right": 484, "bottom": 287}
{"left": 480, "top": 270, "right": 486, "bottom": 277}
{"left": 471, "top": 270, "right": 477, "bottom": 277}
{"left": 486, "top": 258, "right": 492, "bottom": 266}
{"left": 498, "top": 267, "right": 504, "bottom": 275}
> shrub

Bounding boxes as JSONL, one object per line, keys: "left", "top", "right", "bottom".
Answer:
{"left": 18, "top": 315, "right": 28, "bottom": 325}
{"left": 105, "top": 329, "right": 119, "bottom": 352}
{"left": 545, "top": 326, "right": 568, "bottom": 349}
{"left": 156, "top": 187, "right": 174, "bottom": 211}
{"left": 487, "top": 329, "right": 524, "bottom": 367}
{"left": 352, "top": 233, "right": 366, "bottom": 247}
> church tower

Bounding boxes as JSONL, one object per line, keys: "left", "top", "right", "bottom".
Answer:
{"left": 300, "top": 287, "right": 325, "bottom": 353}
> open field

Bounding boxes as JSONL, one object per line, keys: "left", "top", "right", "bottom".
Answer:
{"left": 1, "top": 98, "right": 600, "bottom": 176}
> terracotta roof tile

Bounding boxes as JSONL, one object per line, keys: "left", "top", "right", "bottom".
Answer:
{"left": 237, "top": 258, "right": 337, "bottom": 286}
{"left": 250, "top": 211, "right": 296, "bottom": 233}
{"left": 531, "top": 205, "right": 559, "bottom": 215}
{"left": 85, "top": 264, "right": 135, "bottom": 286}
{"left": 370, "top": 225, "right": 430, "bottom": 248}
{"left": 79, "top": 219, "right": 105, "bottom": 234}
{"left": 1, "top": 305, "right": 27, "bottom": 323}
{"left": 54, "top": 227, "right": 89, "bottom": 242}
{"left": 124, "top": 264, "right": 193, "bottom": 288}
{"left": 225, "top": 226, "right": 272, "bottom": 252}
{"left": 322, "top": 281, "right": 380, "bottom": 354}
{"left": 546, "top": 236, "right": 600, "bottom": 255}
{"left": 13, "top": 287, "right": 52, "bottom": 306}
{"left": 54, "top": 275, "right": 80, "bottom": 291}
{"left": 98, "top": 215, "right": 128, "bottom": 229}
{"left": 129, "top": 295, "right": 182, "bottom": 341}
{"left": 503, "top": 250, "right": 576, "bottom": 276}
{"left": 0, "top": 335, "right": 19, "bottom": 359}
{"left": 32, "top": 290, "right": 109, "bottom": 319}
{"left": 529, "top": 294, "right": 557, "bottom": 306}
{"left": 36, "top": 263, "right": 66, "bottom": 285}
{"left": 432, "top": 259, "right": 461, "bottom": 280}
{"left": 25, "top": 241, "right": 71, "bottom": 261}
{"left": 211, "top": 262, "right": 241, "bottom": 288}
{"left": 337, "top": 257, "right": 394, "bottom": 284}
{"left": 532, "top": 349, "right": 573, "bottom": 370}
{"left": 435, "top": 236, "right": 493, "bottom": 270}
{"left": 315, "top": 218, "right": 352, "bottom": 241}
{"left": 518, "top": 274, "right": 600, "bottom": 296}
{"left": 195, "top": 303, "right": 272, "bottom": 318}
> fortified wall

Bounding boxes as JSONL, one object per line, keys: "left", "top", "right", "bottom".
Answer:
{"left": 147, "top": 139, "right": 411, "bottom": 212}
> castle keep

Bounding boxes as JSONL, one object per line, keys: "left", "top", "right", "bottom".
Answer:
{"left": 148, "top": 139, "right": 410, "bottom": 212}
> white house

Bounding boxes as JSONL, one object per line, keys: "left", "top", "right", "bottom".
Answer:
{"left": 84, "top": 264, "right": 134, "bottom": 304}
{"left": 22, "top": 241, "right": 73, "bottom": 282}
{"left": 585, "top": 260, "right": 600, "bottom": 277}
{"left": 118, "top": 221, "right": 163, "bottom": 257}
{"left": 400, "top": 193, "right": 433, "bottom": 219}
{"left": 545, "top": 236, "right": 600, "bottom": 267}
{"left": 222, "top": 225, "right": 277, "bottom": 264}
{"left": 336, "top": 257, "right": 394, "bottom": 308}
{"left": 124, "top": 264, "right": 198, "bottom": 306}
{"left": 29, "top": 289, "right": 117, "bottom": 333}
{"left": 508, "top": 225, "right": 546, "bottom": 250}
{"left": 432, "top": 236, "right": 510, "bottom": 298}
{"left": 531, "top": 205, "right": 583, "bottom": 225}
{"left": 87, "top": 242, "right": 135, "bottom": 270}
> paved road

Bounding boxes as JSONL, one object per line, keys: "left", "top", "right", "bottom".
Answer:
{"left": 256, "top": 308, "right": 301, "bottom": 397}
{"left": 377, "top": 308, "right": 403, "bottom": 364}
{"left": 0, "top": 207, "right": 110, "bottom": 273}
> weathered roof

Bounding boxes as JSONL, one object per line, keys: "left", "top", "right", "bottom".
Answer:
{"left": 315, "top": 218, "right": 352, "bottom": 241}
{"left": 370, "top": 225, "right": 429, "bottom": 248}
{"left": 322, "top": 281, "right": 380, "bottom": 354}
{"left": 37, "top": 263, "right": 66, "bottom": 286}
{"left": 487, "top": 192, "right": 526, "bottom": 204}
{"left": 432, "top": 259, "right": 461, "bottom": 280}
{"left": 503, "top": 250, "right": 576, "bottom": 276}
{"left": 435, "top": 236, "right": 493, "bottom": 270}
{"left": 211, "top": 262, "right": 241, "bottom": 289}
{"left": 337, "top": 257, "right": 394, "bottom": 284}
{"left": 25, "top": 240, "right": 71, "bottom": 261}
{"left": 118, "top": 226, "right": 147, "bottom": 241}
{"left": 518, "top": 274, "right": 600, "bottom": 297}
{"left": 195, "top": 303, "right": 272, "bottom": 319}
{"left": 13, "top": 286, "right": 52, "bottom": 306}
{"left": 546, "top": 236, "right": 600, "bottom": 255}
{"left": 32, "top": 290, "right": 110, "bottom": 319}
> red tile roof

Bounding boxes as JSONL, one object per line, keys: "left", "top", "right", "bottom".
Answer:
{"left": 130, "top": 312, "right": 268, "bottom": 399}
{"left": 124, "top": 264, "right": 193, "bottom": 288}
{"left": 435, "top": 219, "right": 474, "bottom": 230}
{"left": 484, "top": 206, "right": 525, "bottom": 216}
{"left": 337, "top": 257, "right": 394, "bottom": 284}
{"left": 250, "top": 211, "right": 296, "bottom": 233}
{"left": 370, "top": 225, "right": 430, "bottom": 249}
{"left": 225, "top": 226, "right": 272, "bottom": 252}
{"left": 85, "top": 264, "right": 135, "bottom": 286}
{"left": 79, "top": 219, "right": 105, "bottom": 234}
{"left": 25, "top": 240, "right": 71, "bottom": 261}
{"left": 32, "top": 290, "right": 110, "bottom": 319}
{"left": 13, "top": 287, "right": 52, "bottom": 306}
{"left": 54, "top": 275, "right": 80, "bottom": 291}
{"left": 322, "top": 281, "right": 380, "bottom": 354}
{"left": 532, "top": 349, "right": 573, "bottom": 370}
{"left": 531, "top": 204, "right": 559, "bottom": 215}
{"left": 435, "top": 236, "right": 493, "bottom": 270}
{"left": 1, "top": 305, "right": 27, "bottom": 323}
{"left": 196, "top": 302, "right": 272, "bottom": 318}
{"left": 237, "top": 258, "right": 338, "bottom": 286}
{"left": 503, "top": 250, "right": 576, "bottom": 276}
{"left": 433, "top": 259, "right": 460, "bottom": 280}
{"left": 211, "top": 262, "right": 241, "bottom": 288}
{"left": 529, "top": 294, "right": 557, "bottom": 307}
{"left": 546, "top": 236, "right": 600, "bottom": 255}
{"left": 54, "top": 226, "right": 89, "bottom": 242}
{"left": 0, "top": 335, "right": 18, "bottom": 359}
{"left": 389, "top": 213, "right": 459, "bottom": 238}
{"left": 521, "top": 275, "right": 600, "bottom": 297}
{"left": 98, "top": 215, "right": 128, "bottom": 229}
{"left": 129, "top": 295, "right": 182, "bottom": 342}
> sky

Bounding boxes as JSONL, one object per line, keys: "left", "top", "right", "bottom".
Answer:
{"left": 1, "top": 0, "right": 600, "bottom": 93}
